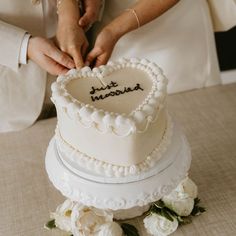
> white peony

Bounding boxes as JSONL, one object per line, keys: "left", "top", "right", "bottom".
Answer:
{"left": 97, "top": 222, "right": 123, "bottom": 236}
{"left": 71, "top": 203, "right": 114, "bottom": 236}
{"left": 162, "top": 197, "right": 195, "bottom": 216}
{"left": 144, "top": 213, "right": 178, "bottom": 236}
{"left": 162, "top": 177, "right": 197, "bottom": 216}
{"left": 179, "top": 177, "right": 198, "bottom": 199}
{"left": 169, "top": 177, "right": 198, "bottom": 200}
{"left": 50, "top": 199, "right": 75, "bottom": 232}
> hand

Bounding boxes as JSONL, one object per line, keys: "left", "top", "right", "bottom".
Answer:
{"left": 27, "top": 37, "right": 75, "bottom": 76}
{"left": 56, "top": 24, "right": 89, "bottom": 69}
{"left": 79, "top": 0, "right": 103, "bottom": 31}
{"left": 85, "top": 28, "right": 118, "bottom": 67}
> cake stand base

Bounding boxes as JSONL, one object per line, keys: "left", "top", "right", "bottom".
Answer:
{"left": 45, "top": 122, "right": 191, "bottom": 218}
{"left": 112, "top": 204, "right": 151, "bottom": 220}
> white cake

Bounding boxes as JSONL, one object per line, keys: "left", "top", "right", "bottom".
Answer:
{"left": 51, "top": 58, "right": 172, "bottom": 178}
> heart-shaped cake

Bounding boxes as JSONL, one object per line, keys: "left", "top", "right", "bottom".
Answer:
{"left": 51, "top": 58, "right": 171, "bottom": 176}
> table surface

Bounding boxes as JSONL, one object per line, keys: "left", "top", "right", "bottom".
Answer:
{"left": 1, "top": 84, "right": 236, "bottom": 236}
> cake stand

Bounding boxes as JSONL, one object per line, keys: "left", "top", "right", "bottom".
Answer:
{"left": 45, "top": 121, "right": 191, "bottom": 219}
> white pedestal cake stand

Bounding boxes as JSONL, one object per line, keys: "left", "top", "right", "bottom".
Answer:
{"left": 45, "top": 121, "right": 191, "bottom": 219}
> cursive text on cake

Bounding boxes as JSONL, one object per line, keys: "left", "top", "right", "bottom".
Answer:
{"left": 90, "top": 83, "right": 144, "bottom": 102}
{"left": 90, "top": 81, "right": 118, "bottom": 95}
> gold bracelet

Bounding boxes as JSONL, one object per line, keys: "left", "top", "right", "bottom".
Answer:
{"left": 125, "top": 8, "right": 140, "bottom": 28}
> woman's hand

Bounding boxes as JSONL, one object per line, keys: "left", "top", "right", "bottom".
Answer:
{"left": 56, "top": 23, "right": 89, "bottom": 69}
{"left": 27, "top": 37, "right": 75, "bottom": 76}
{"left": 84, "top": 0, "right": 180, "bottom": 68}
{"left": 79, "top": 0, "right": 103, "bottom": 31}
{"left": 85, "top": 27, "right": 118, "bottom": 67}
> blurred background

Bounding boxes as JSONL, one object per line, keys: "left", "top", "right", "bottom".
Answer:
{"left": 215, "top": 26, "right": 236, "bottom": 84}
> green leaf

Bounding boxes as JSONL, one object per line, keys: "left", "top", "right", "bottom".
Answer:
{"left": 191, "top": 198, "right": 206, "bottom": 216}
{"left": 45, "top": 219, "right": 56, "bottom": 230}
{"left": 163, "top": 206, "right": 178, "bottom": 218}
{"left": 178, "top": 216, "right": 192, "bottom": 225}
{"left": 191, "top": 206, "right": 199, "bottom": 216}
{"left": 199, "top": 207, "right": 206, "bottom": 213}
{"left": 160, "top": 208, "right": 174, "bottom": 222}
{"left": 194, "top": 198, "right": 201, "bottom": 205}
{"left": 177, "top": 216, "right": 184, "bottom": 223}
{"left": 146, "top": 200, "right": 177, "bottom": 222}
{"left": 121, "top": 223, "right": 140, "bottom": 236}
{"left": 191, "top": 205, "right": 206, "bottom": 216}
{"left": 148, "top": 204, "right": 159, "bottom": 215}
{"left": 150, "top": 205, "right": 161, "bottom": 215}
{"left": 154, "top": 200, "right": 165, "bottom": 208}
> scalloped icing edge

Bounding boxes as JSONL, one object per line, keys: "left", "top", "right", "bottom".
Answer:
{"left": 55, "top": 115, "right": 173, "bottom": 178}
{"left": 51, "top": 58, "right": 168, "bottom": 136}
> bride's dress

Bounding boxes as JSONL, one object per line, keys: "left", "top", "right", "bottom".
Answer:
{"left": 94, "top": 0, "right": 221, "bottom": 93}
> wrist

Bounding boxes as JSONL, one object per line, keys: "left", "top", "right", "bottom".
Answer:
{"left": 58, "top": 14, "right": 80, "bottom": 26}
{"left": 57, "top": 0, "right": 80, "bottom": 25}
{"left": 105, "top": 10, "right": 138, "bottom": 40}
{"left": 104, "top": 24, "right": 123, "bottom": 42}
{"left": 27, "top": 36, "right": 35, "bottom": 60}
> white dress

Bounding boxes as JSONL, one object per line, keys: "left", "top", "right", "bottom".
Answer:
{"left": 94, "top": 0, "right": 221, "bottom": 93}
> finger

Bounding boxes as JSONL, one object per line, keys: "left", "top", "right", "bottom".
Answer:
{"left": 81, "top": 42, "right": 89, "bottom": 57}
{"left": 85, "top": 47, "right": 102, "bottom": 66}
{"left": 95, "top": 53, "right": 110, "bottom": 67}
{"left": 42, "top": 55, "right": 69, "bottom": 75}
{"left": 70, "top": 47, "right": 85, "bottom": 69}
{"left": 78, "top": 15, "right": 89, "bottom": 28}
{"left": 47, "top": 44, "right": 75, "bottom": 69}
{"left": 79, "top": 9, "right": 97, "bottom": 27}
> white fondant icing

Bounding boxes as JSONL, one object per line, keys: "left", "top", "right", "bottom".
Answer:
{"left": 55, "top": 116, "right": 173, "bottom": 178}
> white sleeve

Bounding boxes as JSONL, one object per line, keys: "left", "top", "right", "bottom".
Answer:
{"left": 19, "top": 33, "right": 31, "bottom": 65}
{"left": 0, "top": 20, "right": 27, "bottom": 71}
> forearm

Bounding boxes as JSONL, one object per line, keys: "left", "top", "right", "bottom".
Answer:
{"left": 105, "top": 0, "right": 180, "bottom": 39}
{"left": 56, "top": 0, "right": 89, "bottom": 68}
{"left": 57, "top": 0, "right": 80, "bottom": 25}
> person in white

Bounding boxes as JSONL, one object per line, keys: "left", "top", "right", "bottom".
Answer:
{"left": 0, "top": 0, "right": 102, "bottom": 133}
{"left": 86, "top": 0, "right": 221, "bottom": 93}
